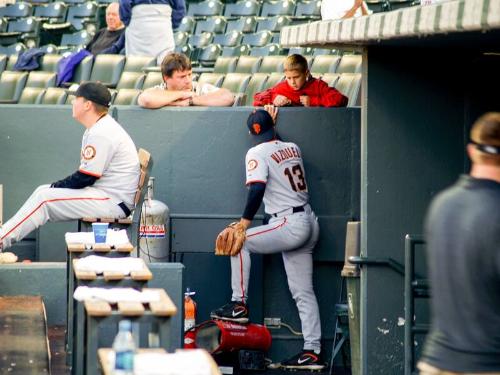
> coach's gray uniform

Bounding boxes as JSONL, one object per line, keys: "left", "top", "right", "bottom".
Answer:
{"left": 231, "top": 139, "right": 322, "bottom": 352}
{"left": 0, "top": 115, "right": 139, "bottom": 249}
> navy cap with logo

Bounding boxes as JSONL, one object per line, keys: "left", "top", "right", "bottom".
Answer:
{"left": 247, "top": 109, "right": 276, "bottom": 142}
{"left": 67, "top": 81, "right": 111, "bottom": 108}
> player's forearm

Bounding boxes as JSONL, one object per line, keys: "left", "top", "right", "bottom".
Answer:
{"left": 192, "top": 89, "right": 234, "bottom": 107}
{"left": 242, "top": 182, "right": 265, "bottom": 222}
{"left": 51, "top": 171, "right": 98, "bottom": 189}
{"left": 138, "top": 89, "right": 186, "bottom": 109}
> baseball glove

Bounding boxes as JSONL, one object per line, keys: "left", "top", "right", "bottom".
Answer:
{"left": 215, "top": 222, "right": 246, "bottom": 256}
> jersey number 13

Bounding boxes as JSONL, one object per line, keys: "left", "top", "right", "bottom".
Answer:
{"left": 284, "top": 165, "right": 307, "bottom": 192}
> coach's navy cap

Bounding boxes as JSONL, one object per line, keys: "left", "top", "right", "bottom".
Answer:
{"left": 247, "top": 109, "right": 275, "bottom": 141}
{"left": 67, "top": 81, "right": 111, "bottom": 108}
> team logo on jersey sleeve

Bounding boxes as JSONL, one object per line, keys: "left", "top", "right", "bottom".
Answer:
{"left": 247, "top": 159, "right": 258, "bottom": 171}
{"left": 82, "top": 145, "right": 96, "bottom": 160}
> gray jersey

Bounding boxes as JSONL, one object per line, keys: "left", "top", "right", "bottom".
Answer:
{"left": 245, "top": 140, "right": 309, "bottom": 214}
{"left": 80, "top": 115, "right": 139, "bottom": 207}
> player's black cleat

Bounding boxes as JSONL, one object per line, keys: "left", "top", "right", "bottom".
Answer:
{"left": 210, "top": 301, "right": 249, "bottom": 323}
{"left": 279, "top": 350, "right": 325, "bottom": 371}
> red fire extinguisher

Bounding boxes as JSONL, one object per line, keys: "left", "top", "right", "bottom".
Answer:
{"left": 184, "top": 288, "right": 197, "bottom": 332}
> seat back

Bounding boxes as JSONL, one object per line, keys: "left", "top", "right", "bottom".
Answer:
{"left": 0, "top": 2, "right": 33, "bottom": 19}
{"left": 40, "top": 54, "right": 63, "bottom": 72}
{"left": 241, "top": 30, "right": 273, "bottom": 47}
{"left": 198, "top": 44, "right": 222, "bottom": 68}
{"left": 60, "top": 30, "right": 93, "bottom": 47}
{"left": 187, "top": 0, "right": 224, "bottom": 17}
{"left": 123, "top": 55, "right": 156, "bottom": 73}
{"left": 116, "top": 71, "right": 145, "bottom": 90}
{"left": 72, "top": 55, "right": 94, "bottom": 83}
{"left": 261, "top": 0, "right": 296, "bottom": 17}
{"left": 258, "top": 55, "right": 284, "bottom": 73}
{"left": 26, "top": 71, "right": 57, "bottom": 88}
{"left": 89, "top": 54, "right": 126, "bottom": 87}
{"left": 224, "top": 0, "right": 261, "bottom": 17}
{"left": 234, "top": 55, "right": 262, "bottom": 73}
{"left": 226, "top": 16, "right": 257, "bottom": 34}
{"left": 213, "top": 30, "right": 242, "bottom": 47}
{"left": 7, "top": 17, "right": 40, "bottom": 35}
{"left": 187, "top": 32, "right": 214, "bottom": 49}
{"left": 0, "top": 17, "right": 7, "bottom": 32}
{"left": 256, "top": 15, "right": 291, "bottom": 32}
{"left": 177, "top": 16, "right": 196, "bottom": 33}
{"left": 113, "top": 88, "right": 141, "bottom": 105}
{"left": 0, "top": 71, "right": 28, "bottom": 102}
{"left": 221, "top": 72, "right": 251, "bottom": 94}
{"left": 222, "top": 45, "right": 250, "bottom": 57}
{"left": 310, "top": 55, "right": 341, "bottom": 74}
{"left": 197, "top": 72, "right": 224, "bottom": 87}
{"left": 0, "top": 54, "right": 7, "bottom": 75}
{"left": 294, "top": 0, "right": 321, "bottom": 19}
{"left": 336, "top": 54, "right": 362, "bottom": 73}
{"left": 34, "top": 1, "right": 68, "bottom": 22}
{"left": 262, "top": 72, "right": 284, "bottom": 90}
{"left": 66, "top": 1, "right": 99, "bottom": 30}
{"left": 40, "top": 87, "right": 67, "bottom": 104}
{"left": 142, "top": 71, "right": 163, "bottom": 89}
{"left": 213, "top": 56, "right": 238, "bottom": 73}
{"left": 18, "top": 87, "right": 45, "bottom": 104}
{"left": 243, "top": 72, "right": 268, "bottom": 105}
{"left": 249, "top": 44, "right": 282, "bottom": 57}
{"left": 334, "top": 73, "right": 361, "bottom": 107}
{"left": 321, "top": 73, "right": 341, "bottom": 87}
{"left": 195, "top": 16, "right": 227, "bottom": 34}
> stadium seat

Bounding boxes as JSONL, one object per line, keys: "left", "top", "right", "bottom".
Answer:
{"left": 336, "top": 54, "right": 362, "bottom": 73}
{"left": 0, "top": 2, "right": 33, "bottom": 19}
{"left": 256, "top": 15, "right": 291, "bottom": 33}
{"left": 175, "top": 44, "right": 193, "bottom": 59}
{"left": 88, "top": 54, "right": 126, "bottom": 88}
{"left": 320, "top": 72, "right": 341, "bottom": 87}
{"left": 113, "top": 88, "right": 140, "bottom": 105}
{"left": 312, "top": 48, "right": 338, "bottom": 56}
{"left": 177, "top": 16, "right": 196, "bottom": 34}
{"left": 188, "top": 32, "right": 214, "bottom": 48}
{"left": 0, "top": 70, "right": 28, "bottom": 103}
{"left": 71, "top": 54, "right": 93, "bottom": 84}
{"left": 261, "top": 0, "right": 296, "bottom": 17}
{"left": 195, "top": 16, "right": 227, "bottom": 34}
{"left": 365, "top": 0, "right": 391, "bottom": 12}
{"left": 293, "top": 0, "right": 321, "bottom": 20}
{"left": 262, "top": 72, "right": 284, "bottom": 90}
{"left": 310, "top": 55, "right": 341, "bottom": 74}
{"left": 174, "top": 31, "right": 189, "bottom": 47}
{"left": 26, "top": 71, "right": 57, "bottom": 88}
{"left": 142, "top": 71, "right": 163, "bottom": 89}
{"left": 213, "top": 30, "right": 243, "bottom": 47}
{"left": 66, "top": 2, "right": 99, "bottom": 31}
{"left": 60, "top": 30, "right": 93, "bottom": 49}
{"left": 187, "top": 0, "right": 224, "bottom": 18}
{"left": 288, "top": 46, "right": 313, "bottom": 55}
{"left": 334, "top": 73, "right": 361, "bottom": 107}
{"left": 3, "top": 17, "right": 41, "bottom": 45}
{"left": 0, "top": 54, "right": 7, "bottom": 74}
{"left": 249, "top": 44, "right": 283, "bottom": 57}
{"left": 224, "top": 0, "right": 261, "bottom": 18}
{"left": 243, "top": 72, "right": 268, "bottom": 105}
{"left": 39, "top": 53, "right": 62, "bottom": 72}
{"left": 222, "top": 44, "right": 250, "bottom": 57}
{"left": 258, "top": 55, "right": 284, "bottom": 73}
{"left": 39, "top": 87, "right": 67, "bottom": 104}
{"left": 0, "top": 17, "right": 8, "bottom": 32}
{"left": 221, "top": 72, "right": 251, "bottom": 94}
{"left": 242, "top": 30, "right": 273, "bottom": 47}
{"left": 226, "top": 16, "right": 257, "bottom": 34}
{"left": 34, "top": 1, "right": 68, "bottom": 24}
{"left": 198, "top": 44, "right": 222, "bottom": 67}
{"left": 234, "top": 55, "right": 261, "bottom": 73}
{"left": 116, "top": 71, "right": 145, "bottom": 90}
{"left": 213, "top": 56, "right": 238, "bottom": 73}
{"left": 18, "top": 87, "right": 45, "bottom": 104}
{"left": 197, "top": 72, "right": 224, "bottom": 87}
{"left": 123, "top": 55, "right": 156, "bottom": 73}
{"left": 39, "top": 44, "right": 58, "bottom": 54}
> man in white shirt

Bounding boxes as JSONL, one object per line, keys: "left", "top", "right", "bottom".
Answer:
{"left": 138, "top": 53, "right": 235, "bottom": 108}
{"left": 0, "top": 82, "right": 139, "bottom": 256}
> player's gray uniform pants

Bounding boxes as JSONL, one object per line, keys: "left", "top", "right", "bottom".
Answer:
{"left": 231, "top": 204, "right": 321, "bottom": 352}
{"left": 0, "top": 184, "right": 126, "bottom": 249}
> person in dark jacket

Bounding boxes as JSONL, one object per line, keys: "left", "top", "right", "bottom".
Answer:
{"left": 119, "top": 0, "right": 186, "bottom": 64}
{"left": 253, "top": 54, "right": 348, "bottom": 107}
{"left": 86, "top": 3, "right": 125, "bottom": 55}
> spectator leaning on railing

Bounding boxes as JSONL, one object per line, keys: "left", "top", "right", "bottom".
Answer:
{"left": 253, "top": 54, "right": 348, "bottom": 108}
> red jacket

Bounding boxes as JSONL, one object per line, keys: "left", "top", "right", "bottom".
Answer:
{"left": 253, "top": 77, "right": 348, "bottom": 107}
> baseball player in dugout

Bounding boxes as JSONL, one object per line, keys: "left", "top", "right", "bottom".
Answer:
{"left": 253, "top": 54, "right": 348, "bottom": 107}
{"left": 212, "top": 108, "right": 324, "bottom": 370}
{"left": 0, "top": 82, "right": 139, "bottom": 261}
{"left": 138, "top": 52, "right": 235, "bottom": 108}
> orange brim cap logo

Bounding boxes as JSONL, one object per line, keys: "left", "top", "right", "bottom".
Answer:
{"left": 252, "top": 123, "right": 261, "bottom": 134}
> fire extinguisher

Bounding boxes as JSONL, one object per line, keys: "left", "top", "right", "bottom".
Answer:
{"left": 184, "top": 288, "right": 197, "bottom": 332}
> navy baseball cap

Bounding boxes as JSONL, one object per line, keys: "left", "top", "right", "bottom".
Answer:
{"left": 247, "top": 109, "right": 275, "bottom": 142}
{"left": 67, "top": 81, "right": 111, "bottom": 108}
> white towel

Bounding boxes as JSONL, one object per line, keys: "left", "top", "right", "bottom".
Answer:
{"left": 73, "top": 286, "right": 160, "bottom": 303}
{"left": 134, "top": 350, "right": 218, "bottom": 375}
{"left": 75, "top": 255, "right": 144, "bottom": 275}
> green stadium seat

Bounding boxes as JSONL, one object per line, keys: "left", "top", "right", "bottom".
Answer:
{"left": 334, "top": 73, "right": 361, "bottom": 107}
{"left": 226, "top": 16, "right": 257, "bottom": 34}
{"left": 60, "top": 30, "right": 93, "bottom": 49}
{"left": 116, "top": 71, "right": 145, "bottom": 90}
{"left": 310, "top": 55, "right": 341, "bottom": 74}
{"left": 261, "top": 0, "right": 296, "bottom": 17}
{"left": 187, "top": 0, "right": 224, "bottom": 18}
{"left": 71, "top": 54, "right": 94, "bottom": 84}
{"left": 213, "top": 30, "right": 243, "bottom": 47}
{"left": 256, "top": 15, "right": 292, "bottom": 33}
{"left": 261, "top": 72, "right": 284, "bottom": 90}
{"left": 243, "top": 72, "right": 268, "bottom": 105}
{"left": 249, "top": 44, "right": 283, "bottom": 57}
{"left": 142, "top": 71, "right": 163, "bottom": 89}
{"left": 195, "top": 16, "right": 227, "bottom": 34}
{"left": 0, "top": 2, "right": 33, "bottom": 19}
{"left": 18, "top": 87, "right": 45, "bottom": 104}
{"left": 123, "top": 56, "right": 156, "bottom": 73}
{"left": 66, "top": 2, "right": 99, "bottom": 31}
{"left": 213, "top": 56, "right": 238, "bottom": 73}
{"left": 88, "top": 54, "right": 126, "bottom": 88}
{"left": 258, "top": 55, "right": 284, "bottom": 73}
{"left": 0, "top": 71, "right": 28, "bottom": 103}
{"left": 336, "top": 54, "right": 362, "bottom": 73}
{"left": 198, "top": 44, "right": 222, "bottom": 68}
{"left": 26, "top": 71, "right": 57, "bottom": 88}
{"left": 221, "top": 72, "right": 251, "bottom": 94}
{"left": 224, "top": 0, "right": 261, "bottom": 18}
{"left": 40, "top": 54, "right": 63, "bottom": 72}
{"left": 174, "top": 31, "right": 189, "bottom": 46}
{"left": 0, "top": 17, "right": 7, "bottom": 32}
{"left": 222, "top": 44, "right": 250, "bottom": 57}
{"left": 293, "top": 0, "right": 321, "bottom": 20}
{"left": 241, "top": 30, "right": 273, "bottom": 47}
{"left": 177, "top": 16, "right": 196, "bottom": 34}
{"left": 39, "top": 87, "right": 67, "bottom": 104}
{"left": 234, "top": 55, "right": 262, "bottom": 73}
{"left": 320, "top": 73, "right": 341, "bottom": 87}
{"left": 0, "top": 54, "right": 7, "bottom": 75}
{"left": 113, "top": 88, "right": 140, "bottom": 105}
{"left": 197, "top": 72, "right": 224, "bottom": 87}
{"left": 34, "top": 2, "right": 68, "bottom": 24}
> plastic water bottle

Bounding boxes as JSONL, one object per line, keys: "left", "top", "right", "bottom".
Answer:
{"left": 113, "top": 320, "right": 135, "bottom": 375}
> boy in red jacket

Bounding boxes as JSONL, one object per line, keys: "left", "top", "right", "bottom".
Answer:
{"left": 253, "top": 54, "right": 348, "bottom": 107}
